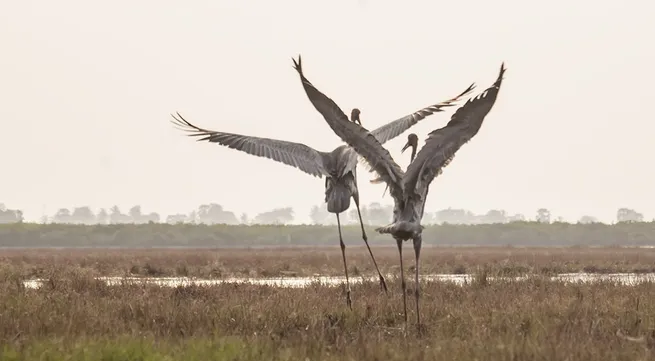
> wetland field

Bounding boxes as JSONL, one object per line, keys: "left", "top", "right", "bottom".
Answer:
{"left": 2, "top": 243, "right": 655, "bottom": 360}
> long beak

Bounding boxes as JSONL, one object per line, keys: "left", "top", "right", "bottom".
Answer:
{"left": 401, "top": 141, "right": 411, "bottom": 153}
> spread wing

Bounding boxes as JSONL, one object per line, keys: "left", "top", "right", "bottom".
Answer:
{"left": 171, "top": 112, "right": 329, "bottom": 178}
{"left": 403, "top": 63, "right": 507, "bottom": 200}
{"left": 291, "top": 55, "right": 405, "bottom": 200}
{"left": 369, "top": 82, "right": 477, "bottom": 145}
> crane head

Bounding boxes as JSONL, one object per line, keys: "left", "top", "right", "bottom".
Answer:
{"left": 401, "top": 133, "right": 419, "bottom": 154}
{"left": 402, "top": 133, "right": 419, "bottom": 163}
{"left": 350, "top": 108, "right": 362, "bottom": 126}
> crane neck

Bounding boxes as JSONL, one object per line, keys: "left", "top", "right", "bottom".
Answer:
{"left": 409, "top": 146, "right": 417, "bottom": 163}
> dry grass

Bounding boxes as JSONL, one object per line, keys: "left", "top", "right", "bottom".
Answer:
{"left": 2, "top": 247, "right": 655, "bottom": 360}
{"left": 1, "top": 263, "right": 655, "bottom": 360}
{"left": 1, "top": 246, "right": 655, "bottom": 280}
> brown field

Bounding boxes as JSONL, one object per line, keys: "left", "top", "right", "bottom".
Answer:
{"left": 2, "top": 247, "right": 655, "bottom": 360}
{"left": 1, "top": 246, "right": 655, "bottom": 279}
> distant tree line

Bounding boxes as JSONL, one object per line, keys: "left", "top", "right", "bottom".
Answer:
{"left": 0, "top": 202, "right": 648, "bottom": 226}
{"left": 2, "top": 221, "right": 655, "bottom": 248}
{"left": 0, "top": 204, "right": 23, "bottom": 224}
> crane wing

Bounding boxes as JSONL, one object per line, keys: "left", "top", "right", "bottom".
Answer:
{"left": 403, "top": 63, "right": 506, "bottom": 200}
{"left": 292, "top": 55, "right": 405, "bottom": 200}
{"left": 369, "top": 82, "right": 477, "bottom": 145}
{"left": 171, "top": 112, "right": 329, "bottom": 178}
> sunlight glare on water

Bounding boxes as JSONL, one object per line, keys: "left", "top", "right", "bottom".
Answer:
{"left": 21, "top": 273, "right": 655, "bottom": 289}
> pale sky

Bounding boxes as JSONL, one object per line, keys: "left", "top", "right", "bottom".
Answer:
{"left": 1, "top": 0, "right": 653, "bottom": 223}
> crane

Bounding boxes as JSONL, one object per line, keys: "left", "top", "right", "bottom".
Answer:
{"left": 170, "top": 75, "right": 475, "bottom": 310}
{"left": 292, "top": 54, "right": 505, "bottom": 330}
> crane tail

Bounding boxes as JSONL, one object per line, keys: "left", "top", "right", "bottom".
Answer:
{"left": 325, "top": 182, "right": 351, "bottom": 214}
{"left": 375, "top": 221, "right": 422, "bottom": 235}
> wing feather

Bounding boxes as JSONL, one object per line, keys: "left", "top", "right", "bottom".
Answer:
{"left": 369, "top": 82, "right": 477, "bottom": 145}
{"left": 171, "top": 112, "right": 329, "bottom": 178}
{"left": 291, "top": 55, "right": 405, "bottom": 200}
{"left": 403, "top": 63, "right": 507, "bottom": 199}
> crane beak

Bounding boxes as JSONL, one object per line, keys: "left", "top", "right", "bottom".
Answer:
{"left": 401, "top": 141, "right": 411, "bottom": 154}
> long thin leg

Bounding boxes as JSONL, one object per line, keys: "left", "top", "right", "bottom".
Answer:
{"left": 396, "top": 238, "right": 408, "bottom": 331}
{"left": 336, "top": 213, "right": 352, "bottom": 310}
{"left": 353, "top": 194, "right": 388, "bottom": 294}
{"left": 413, "top": 236, "right": 423, "bottom": 331}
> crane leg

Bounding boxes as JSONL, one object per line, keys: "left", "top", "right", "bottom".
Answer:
{"left": 353, "top": 195, "right": 388, "bottom": 294}
{"left": 413, "top": 235, "right": 423, "bottom": 333}
{"left": 336, "top": 213, "right": 352, "bottom": 310}
{"left": 396, "top": 238, "right": 408, "bottom": 332}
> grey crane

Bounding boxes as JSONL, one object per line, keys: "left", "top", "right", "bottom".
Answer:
{"left": 169, "top": 78, "right": 475, "bottom": 310}
{"left": 292, "top": 54, "right": 506, "bottom": 330}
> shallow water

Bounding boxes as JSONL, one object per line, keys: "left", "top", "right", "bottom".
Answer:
{"left": 22, "top": 272, "right": 655, "bottom": 289}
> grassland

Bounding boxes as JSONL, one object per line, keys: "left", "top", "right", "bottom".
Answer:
{"left": 1, "top": 265, "right": 655, "bottom": 360}
{"left": 1, "top": 221, "right": 655, "bottom": 248}
{"left": 2, "top": 224, "right": 655, "bottom": 360}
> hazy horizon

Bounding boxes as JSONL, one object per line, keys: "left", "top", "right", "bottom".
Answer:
{"left": 1, "top": 0, "right": 653, "bottom": 224}
{"left": 0, "top": 201, "right": 647, "bottom": 225}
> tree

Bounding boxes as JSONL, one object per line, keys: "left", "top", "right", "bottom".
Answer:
{"left": 482, "top": 209, "right": 507, "bottom": 224}
{"left": 71, "top": 206, "right": 96, "bottom": 224}
{"left": 347, "top": 205, "right": 367, "bottom": 225}
{"left": 187, "top": 210, "right": 197, "bottom": 224}
{"left": 240, "top": 213, "right": 249, "bottom": 224}
{"left": 536, "top": 208, "right": 551, "bottom": 223}
{"left": 0, "top": 203, "right": 23, "bottom": 224}
{"left": 435, "top": 208, "right": 475, "bottom": 224}
{"left": 109, "top": 206, "right": 130, "bottom": 224}
{"left": 129, "top": 206, "right": 142, "bottom": 223}
{"left": 578, "top": 215, "right": 598, "bottom": 224}
{"left": 166, "top": 214, "right": 188, "bottom": 224}
{"left": 96, "top": 208, "right": 109, "bottom": 224}
{"left": 309, "top": 205, "right": 331, "bottom": 225}
{"left": 507, "top": 213, "right": 526, "bottom": 222}
{"left": 142, "top": 212, "right": 160, "bottom": 223}
{"left": 197, "top": 203, "right": 239, "bottom": 225}
{"left": 616, "top": 208, "right": 643, "bottom": 223}
{"left": 421, "top": 212, "right": 439, "bottom": 225}
{"left": 253, "top": 207, "right": 294, "bottom": 225}
{"left": 52, "top": 208, "right": 72, "bottom": 223}
{"left": 367, "top": 202, "right": 392, "bottom": 225}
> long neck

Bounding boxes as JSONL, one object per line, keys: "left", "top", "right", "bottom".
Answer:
{"left": 410, "top": 146, "right": 417, "bottom": 163}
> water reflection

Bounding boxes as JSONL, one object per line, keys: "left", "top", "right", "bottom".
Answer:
{"left": 22, "top": 272, "right": 655, "bottom": 289}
